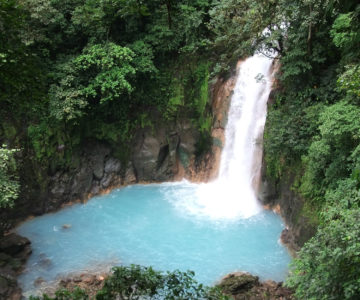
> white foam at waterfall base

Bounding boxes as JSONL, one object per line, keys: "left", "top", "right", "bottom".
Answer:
{"left": 16, "top": 54, "right": 291, "bottom": 297}
{"left": 166, "top": 181, "right": 259, "bottom": 220}
{"left": 171, "top": 54, "right": 273, "bottom": 220}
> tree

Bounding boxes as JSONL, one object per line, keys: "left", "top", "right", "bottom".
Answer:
{"left": 0, "top": 0, "right": 44, "bottom": 112}
{"left": 287, "top": 208, "right": 360, "bottom": 300}
{"left": 300, "top": 101, "right": 360, "bottom": 200}
{"left": 0, "top": 145, "right": 19, "bottom": 208}
{"left": 49, "top": 43, "right": 136, "bottom": 121}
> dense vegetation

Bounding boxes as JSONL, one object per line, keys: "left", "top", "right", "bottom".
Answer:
{"left": 0, "top": 0, "right": 217, "bottom": 210}
{"left": 30, "top": 265, "right": 227, "bottom": 300}
{"left": 260, "top": 1, "right": 360, "bottom": 299}
{"left": 1, "top": 0, "right": 360, "bottom": 299}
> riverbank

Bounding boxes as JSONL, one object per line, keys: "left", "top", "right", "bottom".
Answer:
{"left": 3, "top": 59, "right": 305, "bottom": 299}
{"left": 25, "top": 269, "right": 294, "bottom": 300}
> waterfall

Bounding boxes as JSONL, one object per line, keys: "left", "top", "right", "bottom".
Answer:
{"left": 17, "top": 54, "right": 290, "bottom": 298}
{"left": 193, "top": 54, "right": 274, "bottom": 219}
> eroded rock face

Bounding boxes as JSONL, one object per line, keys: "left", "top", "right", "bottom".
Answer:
{"left": 259, "top": 161, "right": 317, "bottom": 252}
{"left": 6, "top": 65, "right": 238, "bottom": 220}
{"left": 133, "top": 133, "right": 164, "bottom": 181}
{"left": 44, "top": 141, "right": 123, "bottom": 212}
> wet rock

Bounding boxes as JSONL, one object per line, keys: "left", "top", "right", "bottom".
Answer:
{"left": 81, "top": 274, "right": 96, "bottom": 284}
{"left": 71, "top": 163, "right": 93, "bottom": 198}
{"left": 280, "top": 228, "right": 291, "bottom": 246}
{"left": 124, "top": 162, "right": 137, "bottom": 184}
{"left": 154, "top": 134, "right": 179, "bottom": 181}
{"left": 218, "top": 272, "right": 294, "bottom": 300}
{"left": 62, "top": 224, "right": 71, "bottom": 229}
{"left": 100, "top": 174, "right": 112, "bottom": 189}
{"left": 59, "top": 278, "right": 71, "bottom": 286}
{"left": 219, "top": 272, "right": 259, "bottom": 294}
{"left": 58, "top": 272, "right": 108, "bottom": 299}
{"left": 38, "top": 257, "right": 52, "bottom": 269}
{"left": 0, "top": 233, "right": 30, "bottom": 257}
{"left": 91, "top": 157, "right": 105, "bottom": 180}
{"left": 34, "top": 277, "right": 46, "bottom": 287}
{"left": 0, "top": 233, "right": 30, "bottom": 300}
{"left": 90, "top": 180, "right": 100, "bottom": 195}
{"left": 73, "top": 276, "right": 82, "bottom": 283}
{"left": 87, "top": 143, "right": 110, "bottom": 180}
{"left": 260, "top": 160, "right": 317, "bottom": 251}
{"left": 50, "top": 172, "right": 69, "bottom": 199}
{"left": 0, "top": 274, "right": 22, "bottom": 300}
{"left": 104, "top": 158, "right": 121, "bottom": 174}
{"left": 133, "top": 134, "right": 161, "bottom": 181}
{"left": 179, "top": 130, "right": 197, "bottom": 155}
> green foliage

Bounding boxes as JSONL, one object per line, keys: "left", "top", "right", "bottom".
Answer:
{"left": 28, "top": 123, "right": 60, "bottom": 161}
{"left": 207, "top": 0, "right": 263, "bottom": 71}
{"left": 287, "top": 207, "right": 360, "bottom": 300}
{"left": 30, "top": 287, "right": 88, "bottom": 300}
{"left": 159, "top": 59, "right": 212, "bottom": 137}
{"left": 260, "top": 2, "right": 360, "bottom": 299}
{"left": 300, "top": 101, "right": 360, "bottom": 200}
{"left": 50, "top": 43, "right": 136, "bottom": 121}
{"left": 330, "top": 10, "right": 360, "bottom": 60}
{"left": 337, "top": 65, "right": 360, "bottom": 100}
{"left": 264, "top": 98, "right": 324, "bottom": 180}
{"left": 32, "top": 265, "right": 229, "bottom": 300}
{"left": 0, "top": 0, "right": 45, "bottom": 114}
{"left": 0, "top": 145, "right": 19, "bottom": 208}
{"left": 195, "top": 131, "right": 212, "bottom": 159}
{"left": 3, "top": 1, "right": 360, "bottom": 299}
{"left": 191, "top": 62, "right": 211, "bottom": 127}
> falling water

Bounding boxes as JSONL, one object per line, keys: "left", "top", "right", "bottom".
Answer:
{"left": 194, "top": 54, "right": 274, "bottom": 219}
{"left": 16, "top": 54, "right": 291, "bottom": 298}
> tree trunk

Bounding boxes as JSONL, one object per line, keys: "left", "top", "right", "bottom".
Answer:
{"left": 165, "top": 1, "right": 172, "bottom": 29}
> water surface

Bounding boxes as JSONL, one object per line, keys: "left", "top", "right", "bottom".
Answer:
{"left": 17, "top": 181, "right": 291, "bottom": 296}
{"left": 17, "top": 54, "right": 291, "bottom": 297}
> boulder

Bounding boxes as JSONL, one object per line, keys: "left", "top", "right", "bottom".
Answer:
{"left": 0, "top": 234, "right": 30, "bottom": 257}
{"left": 0, "top": 274, "right": 21, "bottom": 300}
{"left": 34, "top": 277, "right": 46, "bottom": 287}
{"left": 0, "top": 233, "right": 31, "bottom": 300}
{"left": 124, "top": 162, "right": 137, "bottom": 184}
{"left": 218, "top": 272, "right": 294, "bottom": 300}
{"left": 71, "top": 163, "right": 93, "bottom": 198}
{"left": 218, "top": 272, "right": 259, "bottom": 294}
{"left": 133, "top": 134, "right": 161, "bottom": 181}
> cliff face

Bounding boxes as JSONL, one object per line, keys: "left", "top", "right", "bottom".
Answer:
{"left": 1, "top": 68, "right": 237, "bottom": 226}
{"left": 257, "top": 62, "right": 317, "bottom": 252}
{"left": 3, "top": 60, "right": 315, "bottom": 254}
{"left": 259, "top": 161, "right": 317, "bottom": 252}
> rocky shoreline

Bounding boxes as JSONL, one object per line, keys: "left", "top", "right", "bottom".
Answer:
{"left": 0, "top": 68, "right": 238, "bottom": 300}
{"left": 0, "top": 63, "right": 304, "bottom": 299}
{"left": 26, "top": 270, "right": 294, "bottom": 300}
{"left": 0, "top": 233, "right": 31, "bottom": 300}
